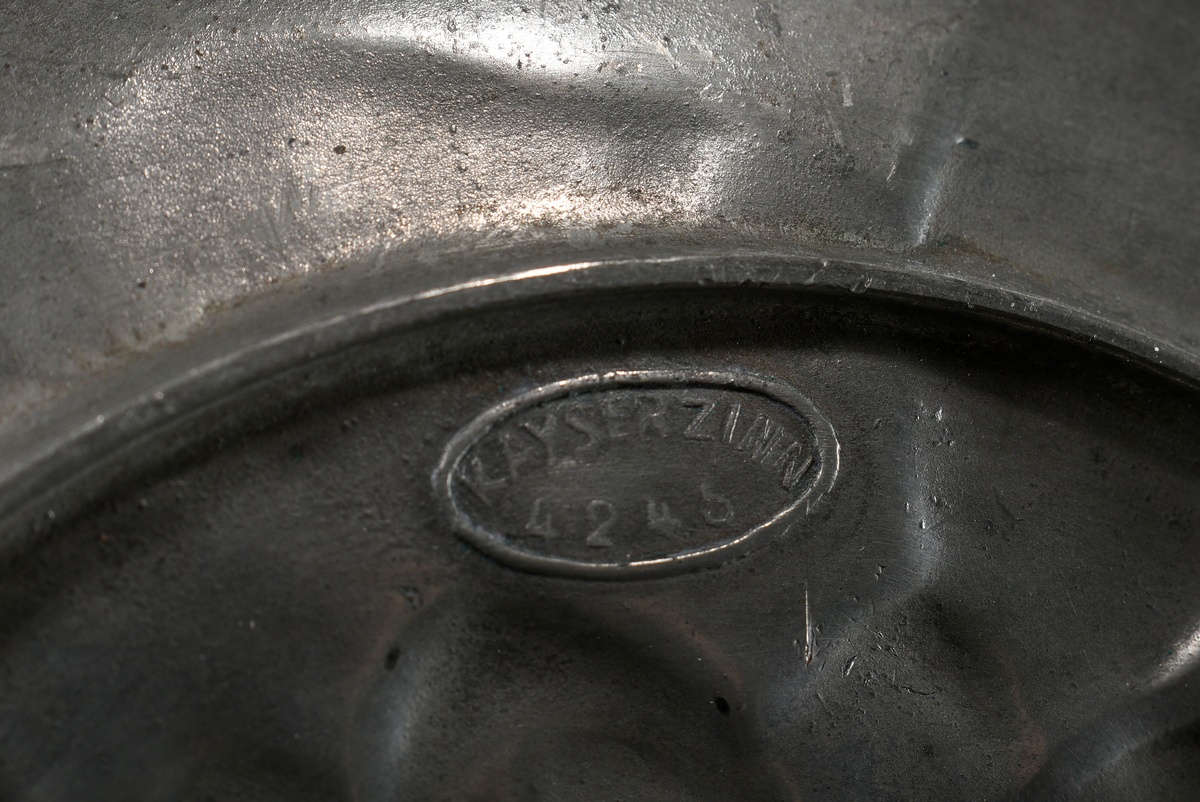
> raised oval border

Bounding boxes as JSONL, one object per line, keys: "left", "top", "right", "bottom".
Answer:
{"left": 433, "top": 368, "right": 841, "bottom": 580}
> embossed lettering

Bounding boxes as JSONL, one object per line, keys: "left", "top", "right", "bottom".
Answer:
{"left": 520, "top": 411, "right": 560, "bottom": 463}
{"left": 757, "top": 427, "right": 789, "bottom": 464}
{"left": 646, "top": 499, "right": 682, "bottom": 538}
{"left": 565, "top": 404, "right": 605, "bottom": 457}
{"left": 700, "top": 482, "right": 734, "bottom": 525}
{"left": 585, "top": 499, "right": 617, "bottom": 547}
{"left": 526, "top": 497, "right": 559, "bottom": 539}
{"left": 682, "top": 397, "right": 719, "bottom": 440}
{"left": 500, "top": 429, "right": 541, "bottom": 480}
{"left": 722, "top": 402, "right": 741, "bottom": 444}
{"left": 437, "top": 369, "right": 840, "bottom": 578}
{"left": 455, "top": 456, "right": 507, "bottom": 505}
{"left": 737, "top": 415, "right": 776, "bottom": 460}
{"left": 770, "top": 441, "right": 814, "bottom": 490}
{"left": 636, "top": 396, "right": 671, "bottom": 438}
{"left": 602, "top": 395, "right": 637, "bottom": 439}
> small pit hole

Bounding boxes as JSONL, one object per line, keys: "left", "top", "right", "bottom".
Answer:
{"left": 714, "top": 696, "right": 731, "bottom": 716}
{"left": 384, "top": 646, "right": 400, "bottom": 670}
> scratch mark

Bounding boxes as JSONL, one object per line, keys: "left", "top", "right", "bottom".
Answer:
{"left": 0, "top": 158, "right": 69, "bottom": 171}
{"left": 913, "top": 148, "right": 951, "bottom": 246}
{"left": 1061, "top": 573, "right": 1078, "bottom": 616}
{"left": 993, "top": 486, "right": 1019, "bottom": 523}
{"left": 804, "top": 583, "right": 813, "bottom": 666}
{"left": 822, "top": 106, "right": 846, "bottom": 150}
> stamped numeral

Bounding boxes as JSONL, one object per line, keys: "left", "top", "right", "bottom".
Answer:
{"left": 526, "top": 497, "right": 559, "bottom": 539}
{"left": 646, "top": 499, "right": 682, "bottom": 538}
{"left": 701, "top": 482, "right": 734, "bottom": 525}
{"left": 585, "top": 499, "right": 617, "bottom": 548}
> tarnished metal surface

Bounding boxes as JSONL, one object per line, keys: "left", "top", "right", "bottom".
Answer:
{"left": 1, "top": 0, "right": 1199, "bottom": 800}
{"left": 2, "top": 0, "right": 1199, "bottom": 423}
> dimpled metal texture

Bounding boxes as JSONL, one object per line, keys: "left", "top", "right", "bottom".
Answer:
{"left": 1, "top": 1, "right": 1199, "bottom": 800}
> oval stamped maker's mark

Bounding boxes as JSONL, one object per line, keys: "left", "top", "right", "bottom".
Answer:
{"left": 434, "top": 370, "right": 840, "bottom": 579}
